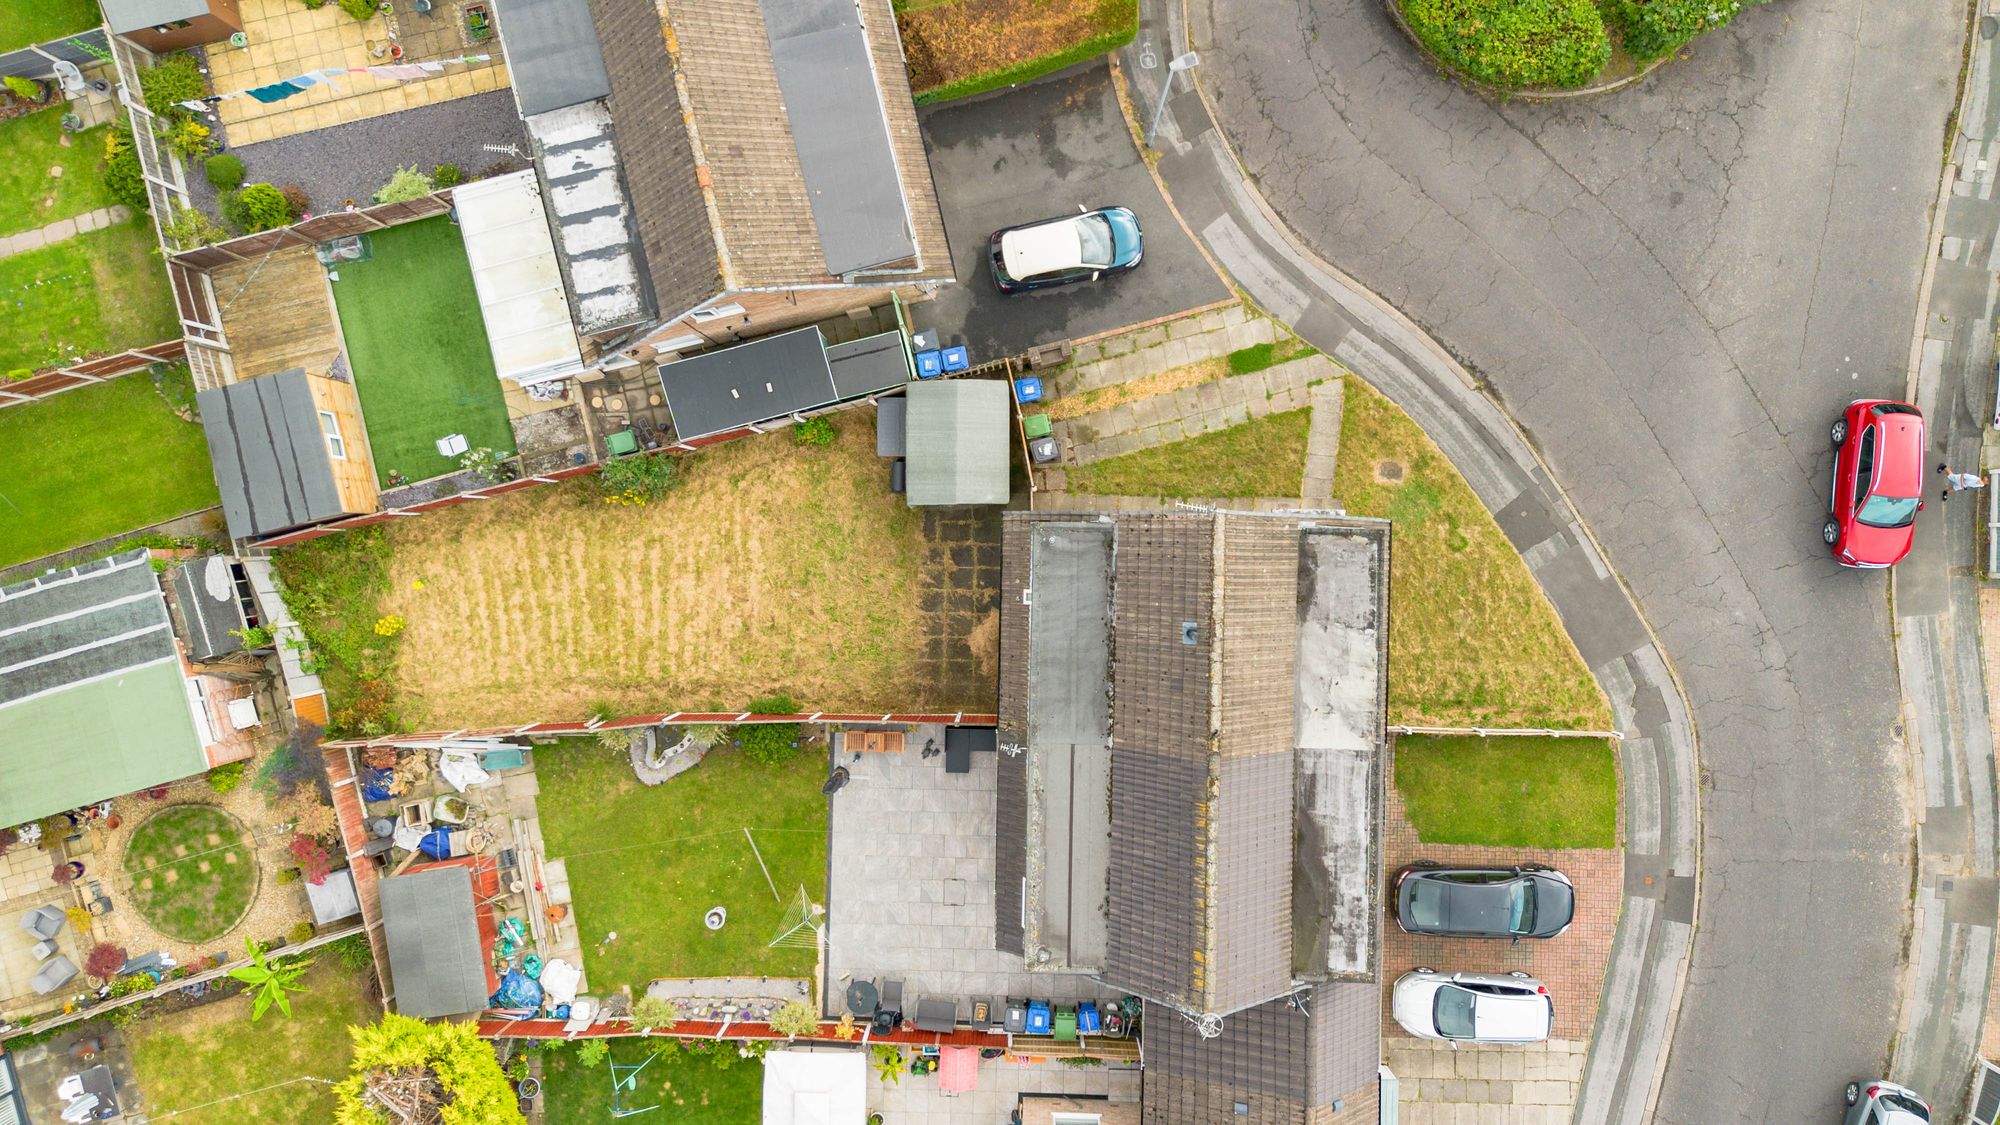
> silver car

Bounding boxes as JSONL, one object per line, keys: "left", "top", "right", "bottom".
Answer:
{"left": 1390, "top": 968, "right": 1553, "bottom": 1044}
{"left": 1844, "top": 1080, "right": 1929, "bottom": 1125}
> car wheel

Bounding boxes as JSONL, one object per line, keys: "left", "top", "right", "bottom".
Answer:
{"left": 1830, "top": 418, "right": 1848, "bottom": 446}
{"left": 1506, "top": 971, "right": 1531, "bottom": 979}
{"left": 1845, "top": 1082, "right": 1860, "bottom": 1106}
{"left": 1822, "top": 520, "right": 1840, "bottom": 546}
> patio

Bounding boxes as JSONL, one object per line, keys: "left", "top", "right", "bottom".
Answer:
{"left": 202, "top": 0, "right": 511, "bottom": 145}
{"left": 866, "top": 1055, "right": 1140, "bottom": 1125}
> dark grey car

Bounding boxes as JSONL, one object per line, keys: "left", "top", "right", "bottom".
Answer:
{"left": 1394, "top": 863, "right": 1575, "bottom": 940}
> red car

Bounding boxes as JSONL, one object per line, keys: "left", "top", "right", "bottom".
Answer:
{"left": 1825, "top": 399, "right": 1925, "bottom": 568}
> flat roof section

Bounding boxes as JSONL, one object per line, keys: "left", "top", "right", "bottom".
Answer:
{"left": 1292, "top": 527, "right": 1386, "bottom": 981}
{"left": 904, "top": 379, "right": 1010, "bottom": 507}
{"left": 492, "top": 0, "right": 612, "bottom": 116}
{"left": 655, "top": 326, "right": 835, "bottom": 441}
{"left": 1022, "top": 521, "right": 1112, "bottom": 972}
{"left": 825, "top": 331, "right": 910, "bottom": 399}
{"left": 381, "top": 866, "right": 490, "bottom": 1019}
{"left": 761, "top": 0, "right": 915, "bottom": 274}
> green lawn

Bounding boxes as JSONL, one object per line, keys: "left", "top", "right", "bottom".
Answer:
{"left": 0, "top": 106, "right": 116, "bottom": 237}
{"left": 122, "top": 804, "right": 258, "bottom": 942}
{"left": 541, "top": 1039, "right": 761, "bottom": 1124}
{"left": 0, "top": 0, "right": 101, "bottom": 54}
{"left": 1395, "top": 734, "right": 1617, "bottom": 849}
{"left": 0, "top": 216, "right": 178, "bottom": 374}
{"left": 328, "top": 216, "right": 513, "bottom": 485}
{"left": 125, "top": 955, "right": 376, "bottom": 1125}
{"left": 1335, "top": 378, "right": 1610, "bottom": 729}
{"left": 0, "top": 367, "right": 219, "bottom": 568}
{"left": 536, "top": 742, "right": 829, "bottom": 990}
{"left": 1068, "top": 406, "right": 1312, "bottom": 498}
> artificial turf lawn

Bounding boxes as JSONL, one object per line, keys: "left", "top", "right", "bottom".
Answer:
{"left": 327, "top": 216, "right": 514, "bottom": 486}
{"left": 122, "top": 804, "right": 258, "bottom": 943}
{"left": 1067, "top": 406, "right": 1313, "bottom": 498}
{"left": 0, "top": 106, "right": 116, "bottom": 238}
{"left": 540, "top": 1039, "right": 761, "bottom": 1124}
{"left": 0, "top": 368, "right": 219, "bottom": 569}
{"left": 0, "top": 217, "right": 180, "bottom": 373}
{"left": 1334, "top": 377, "right": 1610, "bottom": 730}
{"left": 125, "top": 956, "right": 376, "bottom": 1125}
{"left": 1394, "top": 734, "right": 1618, "bottom": 849}
{"left": 535, "top": 742, "right": 829, "bottom": 990}
{"left": 0, "top": 0, "right": 101, "bottom": 54}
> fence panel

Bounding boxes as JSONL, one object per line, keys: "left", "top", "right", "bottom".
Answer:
{"left": 0, "top": 28, "right": 110, "bottom": 81}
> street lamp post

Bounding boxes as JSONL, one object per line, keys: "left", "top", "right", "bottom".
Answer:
{"left": 1146, "top": 51, "right": 1201, "bottom": 148}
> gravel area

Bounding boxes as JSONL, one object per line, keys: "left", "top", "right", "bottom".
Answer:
{"left": 192, "top": 90, "right": 530, "bottom": 219}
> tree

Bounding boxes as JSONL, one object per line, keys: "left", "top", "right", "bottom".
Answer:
{"left": 84, "top": 942, "right": 127, "bottom": 983}
{"left": 334, "top": 1013, "right": 524, "bottom": 1125}
{"left": 227, "top": 937, "right": 312, "bottom": 1021}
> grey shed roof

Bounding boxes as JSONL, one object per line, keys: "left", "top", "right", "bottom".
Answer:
{"left": 381, "top": 866, "right": 490, "bottom": 1018}
{"left": 904, "top": 379, "right": 1009, "bottom": 507}
{"left": 493, "top": 0, "right": 611, "bottom": 116}
{"left": 656, "top": 327, "right": 834, "bottom": 441}
{"left": 196, "top": 369, "right": 348, "bottom": 542}
{"left": 761, "top": 0, "right": 915, "bottom": 274}
{"left": 168, "top": 556, "right": 246, "bottom": 663}
{"left": 826, "top": 332, "right": 910, "bottom": 399}
{"left": 101, "top": 0, "right": 210, "bottom": 34}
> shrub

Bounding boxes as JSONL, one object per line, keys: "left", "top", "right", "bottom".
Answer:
{"left": 598, "top": 453, "right": 675, "bottom": 504}
{"left": 163, "top": 116, "right": 214, "bottom": 158}
{"left": 230, "top": 624, "right": 275, "bottom": 649}
{"left": 432, "top": 162, "right": 464, "bottom": 187}
{"left": 109, "top": 973, "right": 151, "bottom": 997}
{"left": 373, "top": 614, "right": 405, "bottom": 637}
{"left": 1398, "top": 0, "right": 1610, "bottom": 90}
{"left": 328, "top": 933, "right": 374, "bottom": 970}
{"left": 103, "top": 128, "right": 147, "bottom": 211}
{"left": 5, "top": 369, "right": 31, "bottom": 383}
{"left": 288, "top": 833, "right": 333, "bottom": 885}
{"left": 64, "top": 906, "right": 91, "bottom": 933}
{"left": 375, "top": 164, "right": 435, "bottom": 204}
{"left": 458, "top": 445, "right": 511, "bottom": 484}
{"left": 160, "top": 204, "right": 228, "bottom": 249}
{"left": 769, "top": 998, "right": 821, "bottom": 1038}
{"left": 4, "top": 75, "right": 43, "bottom": 101}
{"left": 630, "top": 995, "right": 680, "bottom": 1032}
{"left": 275, "top": 866, "right": 301, "bottom": 886}
{"left": 288, "top": 920, "right": 316, "bottom": 944}
{"left": 338, "top": 0, "right": 377, "bottom": 18}
{"left": 204, "top": 153, "right": 245, "bottom": 190}
{"left": 84, "top": 942, "right": 128, "bottom": 983}
{"left": 576, "top": 1039, "right": 609, "bottom": 1068}
{"left": 207, "top": 761, "right": 247, "bottom": 792}
{"left": 50, "top": 862, "right": 77, "bottom": 885}
{"left": 739, "top": 694, "right": 802, "bottom": 766}
{"left": 222, "top": 183, "right": 291, "bottom": 233}
{"left": 256, "top": 720, "right": 330, "bottom": 798}
{"left": 1604, "top": 0, "right": 1758, "bottom": 61}
{"left": 793, "top": 416, "right": 837, "bottom": 447}
{"left": 139, "top": 53, "right": 205, "bottom": 117}
{"left": 335, "top": 1015, "right": 518, "bottom": 1121}
{"left": 279, "top": 183, "right": 311, "bottom": 218}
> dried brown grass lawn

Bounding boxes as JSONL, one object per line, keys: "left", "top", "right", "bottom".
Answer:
{"left": 380, "top": 415, "right": 939, "bottom": 726}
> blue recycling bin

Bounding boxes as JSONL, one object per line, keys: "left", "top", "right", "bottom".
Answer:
{"left": 1025, "top": 999, "right": 1051, "bottom": 1035}
{"left": 915, "top": 350, "right": 943, "bottom": 379}
{"left": 1076, "top": 1000, "right": 1100, "bottom": 1034}
{"left": 941, "top": 345, "right": 970, "bottom": 372}
{"left": 1013, "top": 376, "right": 1043, "bottom": 403}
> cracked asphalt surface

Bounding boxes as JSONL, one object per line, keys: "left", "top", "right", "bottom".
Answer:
{"left": 1190, "top": 1, "right": 1966, "bottom": 1119}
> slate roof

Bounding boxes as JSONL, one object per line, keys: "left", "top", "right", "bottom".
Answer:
{"left": 491, "top": 0, "right": 611, "bottom": 117}
{"left": 1141, "top": 985, "right": 1381, "bottom": 1125}
{"left": 380, "top": 865, "right": 491, "bottom": 1018}
{"left": 196, "top": 369, "right": 350, "bottom": 541}
{"left": 100, "top": 0, "right": 211, "bottom": 34}
{"left": 0, "top": 550, "right": 209, "bottom": 826}
{"left": 904, "top": 379, "right": 1010, "bottom": 507}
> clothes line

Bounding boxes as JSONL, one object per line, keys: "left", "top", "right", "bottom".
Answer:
{"left": 174, "top": 54, "right": 493, "bottom": 110}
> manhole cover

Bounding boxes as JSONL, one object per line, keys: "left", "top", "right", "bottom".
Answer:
{"left": 1374, "top": 460, "right": 1405, "bottom": 483}
{"left": 1982, "top": 15, "right": 1997, "bottom": 39}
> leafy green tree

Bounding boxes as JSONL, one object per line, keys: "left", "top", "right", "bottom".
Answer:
{"left": 334, "top": 1014, "right": 524, "bottom": 1125}
{"left": 227, "top": 937, "right": 312, "bottom": 1021}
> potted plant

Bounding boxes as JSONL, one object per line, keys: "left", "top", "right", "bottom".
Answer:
{"left": 51, "top": 860, "right": 84, "bottom": 885}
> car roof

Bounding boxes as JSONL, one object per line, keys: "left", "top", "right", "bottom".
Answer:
{"left": 1870, "top": 414, "right": 1925, "bottom": 496}
{"left": 1000, "top": 217, "right": 1086, "bottom": 279}
{"left": 1462, "top": 986, "right": 1550, "bottom": 1039}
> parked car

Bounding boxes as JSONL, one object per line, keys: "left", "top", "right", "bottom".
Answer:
{"left": 1826, "top": 399, "right": 1925, "bottom": 568}
{"left": 1843, "top": 1079, "right": 1929, "bottom": 1124}
{"left": 1393, "top": 862, "right": 1575, "bottom": 939}
{"left": 988, "top": 206, "right": 1143, "bottom": 294}
{"left": 1390, "top": 969, "right": 1553, "bottom": 1044}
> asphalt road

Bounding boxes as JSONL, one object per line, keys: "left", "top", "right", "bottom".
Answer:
{"left": 1187, "top": 1, "right": 1966, "bottom": 1120}
{"left": 912, "top": 65, "right": 1227, "bottom": 362}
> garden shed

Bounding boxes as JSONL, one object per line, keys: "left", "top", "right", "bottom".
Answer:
{"left": 762, "top": 1050, "right": 866, "bottom": 1125}
{"left": 903, "top": 379, "right": 1010, "bottom": 507}
{"left": 451, "top": 171, "right": 587, "bottom": 387}
{"left": 380, "top": 864, "right": 492, "bottom": 1019}
{"left": 196, "top": 368, "right": 378, "bottom": 542}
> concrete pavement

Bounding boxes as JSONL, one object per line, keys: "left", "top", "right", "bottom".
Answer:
{"left": 1164, "top": 0, "right": 1966, "bottom": 1120}
{"left": 1118, "top": 7, "right": 1699, "bottom": 1123}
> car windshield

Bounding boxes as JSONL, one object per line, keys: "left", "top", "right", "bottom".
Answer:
{"left": 1856, "top": 493, "right": 1920, "bottom": 528}
{"left": 1078, "top": 215, "right": 1115, "bottom": 268}
{"left": 1508, "top": 880, "right": 1535, "bottom": 934}
{"left": 1407, "top": 881, "right": 1444, "bottom": 927}
{"left": 1433, "top": 985, "right": 1476, "bottom": 1039}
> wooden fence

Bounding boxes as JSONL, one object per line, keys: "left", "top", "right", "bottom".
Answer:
{"left": 0, "top": 339, "right": 187, "bottom": 407}
{"left": 323, "top": 709, "right": 1000, "bottom": 750}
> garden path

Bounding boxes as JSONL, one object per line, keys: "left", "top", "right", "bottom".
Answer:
{"left": 0, "top": 205, "right": 131, "bottom": 260}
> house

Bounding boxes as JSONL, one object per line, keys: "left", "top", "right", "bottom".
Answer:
{"left": 100, "top": 0, "right": 245, "bottom": 52}
{"left": 0, "top": 551, "right": 252, "bottom": 830}
{"left": 196, "top": 367, "right": 379, "bottom": 544}
{"left": 995, "top": 511, "right": 1390, "bottom": 1124}
{"left": 489, "top": 0, "right": 954, "bottom": 363}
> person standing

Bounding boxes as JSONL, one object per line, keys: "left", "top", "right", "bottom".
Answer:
{"left": 1939, "top": 463, "right": 1988, "bottom": 501}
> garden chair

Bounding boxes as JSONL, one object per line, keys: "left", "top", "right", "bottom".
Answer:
{"left": 20, "top": 904, "right": 64, "bottom": 940}
{"left": 31, "top": 954, "right": 78, "bottom": 994}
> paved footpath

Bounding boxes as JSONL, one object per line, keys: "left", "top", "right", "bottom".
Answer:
{"left": 1122, "top": 13, "right": 1700, "bottom": 1125}
{"left": 0, "top": 205, "right": 134, "bottom": 260}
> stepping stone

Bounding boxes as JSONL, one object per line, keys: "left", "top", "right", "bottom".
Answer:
{"left": 197, "top": 861, "right": 211, "bottom": 874}
{"left": 163, "top": 870, "right": 179, "bottom": 883}
{"left": 223, "top": 852, "right": 238, "bottom": 864}
{"left": 205, "top": 833, "right": 221, "bottom": 846}
{"left": 173, "top": 845, "right": 188, "bottom": 857}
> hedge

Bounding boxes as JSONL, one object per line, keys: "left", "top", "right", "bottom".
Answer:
{"left": 1603, "top": 0, "right": 1760, "bottom": 62}
{"left": 1399, "top": 0, "right": 1610, "bottom": 91}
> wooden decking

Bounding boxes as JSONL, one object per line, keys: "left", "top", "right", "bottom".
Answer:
{"left": 213, "top": 245, "right": 343, "bottom": 381}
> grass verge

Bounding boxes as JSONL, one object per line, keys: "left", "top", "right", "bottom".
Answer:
{"left": 1394, "top": 734, "right": 1617, "bottom": 849}
{"left": 0, "top": 367, "right": 218, "bottom": 569}
{"left": 122, "top": 804, "right": 257, "bottom": 942}
{"left": 124, "top": 956, "right": 376, "bottom": 1125}
{"left": 541, "top": 1039, "right": 761, "bottom": 1123}
{"left": 1334, "top": 378, "right": 1609, "bottom": 729}
{"left": 327, "top": 215, "right": 513, "bottom": 485}
{"left": 268, "top": 526, "right": 398, "bottom": 734}
{"left": 1045, "top": 324, "right": 1316, "bottom": 421}
{"left": 535, "top": 742, "right": 828, "bottom": 989}
{"left": 1067, "top": 406, "right": 1311, "bottom": 498}
{"left": 0, "top": 0, "right": 100, "bottom": 54}
{"left": 902, "top": 0, "right": 1137, "bottom": 104}
{"left": 0, "top": 217, "right": 179, "bottom": 373}
{"left": 0, "top": 106, "right": 115, "bottom": 238}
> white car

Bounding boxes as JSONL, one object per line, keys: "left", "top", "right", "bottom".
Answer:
{"left": 1843, "top": 1079, "right": 1929, "bottom": 1124}
{"left": 1390, "top": 969, "right": 1553, "bottom": 1044}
